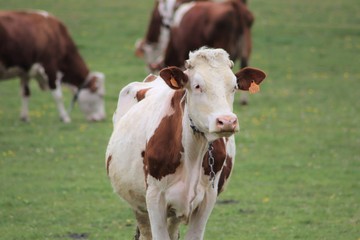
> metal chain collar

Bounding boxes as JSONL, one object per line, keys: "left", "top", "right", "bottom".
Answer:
{"left": 188, "top": 116, "right": 216, "bottom": 188}
{"left": 189, "top": 116, "right": 203, "bottom": 134}
{"left": 208, "top": 143, "right": 216, "bottom": 188}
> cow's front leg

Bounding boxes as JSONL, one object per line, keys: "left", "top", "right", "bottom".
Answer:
{"left": 44, "top": 64, "right": 71, "bottom": 123}
{"left": 51, "top": 79, "right": 71, "bottom": 123}
{"left": 146, "top": 185, "right": 171, "bottom": 240}
{"left": 185, "top": 188, "right": 217, "bottom": 240}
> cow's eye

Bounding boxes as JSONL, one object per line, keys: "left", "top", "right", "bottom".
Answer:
{"left": 194, "top": 84, "right": 202, "bottom": 92}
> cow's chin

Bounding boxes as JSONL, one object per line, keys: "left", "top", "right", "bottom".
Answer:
{"left": 206, "top": 130, "right": 237, "bottom": 142}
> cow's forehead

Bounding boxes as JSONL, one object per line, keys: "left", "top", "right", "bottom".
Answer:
{"left": 188, "top": 64, "right": 236, "bottom": 90}
{"left": 186, "top": 48, "right": 235, "bottom": 85}
{"left": 187, "top": 48, "right": 232, "bottom": 67}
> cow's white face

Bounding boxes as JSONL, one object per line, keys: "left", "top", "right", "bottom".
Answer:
{"left": 185, "top": 56, "right": 239, "bottom": 141}
{"left": 159, "top": 49, "right": 238, "bottom": 142}
{"left": 77, "top": 72, "right": 106, "bottom": 121}
{"left": 136, "top": 40, "right": 165, "bottom": 73}
{"left": 159, "top": 48, "right": 266, "bottom": 142}
{"left": 135, "top": 27, "right": 170, "bottom": 73}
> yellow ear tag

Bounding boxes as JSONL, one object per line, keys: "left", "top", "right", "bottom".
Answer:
{"left": 170, "top": 77, "right": 179, "bottom": 88}
{"left": 249, "top": 81, "right": 260, "bottom": 94}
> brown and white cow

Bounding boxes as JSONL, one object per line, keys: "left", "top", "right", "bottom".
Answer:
{"left": 106, "top": 48, "right": 266, "bottom": 239}
{"left": 135, "top": 0, "right": 254, "bottom": 104}
{"left": 0, "top": 10, "right": 105, "bottom": 122}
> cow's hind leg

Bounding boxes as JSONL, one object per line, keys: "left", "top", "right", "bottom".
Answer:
{"left": 20, "top": 75, "right": 30, "bottom": 122}
{"left": 134, "top": 226, "right": 140, "bottom": 240}
{"left": 167, "top": 216, "right": 181, "bottom": 240}
{"left": 134, "top": 210, "right": 152, "bottom": 240}
{"left": 239, "top": 60, "right": 249, "bottom": 106}
{"left": 239, "top": 26, "right": 252, "bottom": 106}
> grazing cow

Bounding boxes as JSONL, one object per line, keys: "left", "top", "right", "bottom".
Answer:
{"left": 135, "top": 0, "right": 254, "bottom": 104}
{"left": 0, "top": 10, "right": 105, "bottom": 122}
{"left": 106, "top": 48, "right": 266, "bottom": 239}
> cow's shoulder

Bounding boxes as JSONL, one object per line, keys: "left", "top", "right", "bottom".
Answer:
{"left": 144, "top": 89, "right": 186, "bottom": 181}
{"left": 113, "top": 76, "right": 169, "bottom": 125}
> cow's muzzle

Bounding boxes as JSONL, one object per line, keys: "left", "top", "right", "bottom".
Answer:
{"left": 216, "top": 115, "right": 238, "bottom": 133}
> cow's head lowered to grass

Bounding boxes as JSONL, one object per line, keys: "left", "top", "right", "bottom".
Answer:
{"left": 77, "top": 72, "right": 106, "bottom": 121}
{"left": 160, "top": 48, "right": 266, "bottom": 142}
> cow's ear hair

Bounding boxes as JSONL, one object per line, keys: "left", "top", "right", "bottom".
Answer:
{"left": 159, "top": 67, "right": 189, "bottom": 90}
{"left": 235, "top": 67, "right": 266, "bottom": 92}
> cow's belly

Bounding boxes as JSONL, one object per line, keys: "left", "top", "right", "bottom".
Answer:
{"left": 109, "top": 159, "right": 146, "bottom": 211}
{"left": 0, "top": 64, "right": 24, "bottom": 80}
{"left": 107, "top": 138, "right": 147, "bottom": 211}
{"left": 0, "top": 63, "right": 48, "bottom": 90}
{"left": 106, "top": 118, "right": 150, "bottom": 211}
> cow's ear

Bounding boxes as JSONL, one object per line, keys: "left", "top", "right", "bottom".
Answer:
{"left": 159, "top": 67, "right": 189, "bottom": 90}
{"left": 235, "top": 67, "right": 266, "bottom": 93}
{"left": 88, "top": 72, "right": 105, "bottom": 93}
{"left": 89, "top": 76, "right": 98, "bottom": 92}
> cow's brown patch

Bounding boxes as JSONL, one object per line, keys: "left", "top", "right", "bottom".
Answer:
{"left": 201, "top": 138, "right": 233, "bottom": 194}
{"left": 143, "top": 74, "right": 157, "bottom": 83}
{"left": 144, "top": 90, "right": 185, "bottom": 180}
{"left": 106, "top": 155, "right": 112, "bottom": 176}
{"left": 136, "top": 88, "right": 151, "bottom": 102}
{"left": 217, "top": 154, "right": 233, "bottom": 194}
{"left": 202, "top": 139, "right": 227, "bottom": 176}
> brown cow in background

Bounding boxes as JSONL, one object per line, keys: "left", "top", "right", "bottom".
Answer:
{"left": 135, "top": 0, "right": 254, "bottom": 104}
{"left": 0, "top": 10, "right": 105, "bottom": 122}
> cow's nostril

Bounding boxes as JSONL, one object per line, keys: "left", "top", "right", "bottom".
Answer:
{"left": 216, "top": 116, "right": 238, "bottom": 131}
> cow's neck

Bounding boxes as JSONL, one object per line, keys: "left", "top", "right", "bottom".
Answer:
{"left": 61, "top": 50, "right": 90, "bottom": 88}
{"left": 181, "top": 107, "right": 209, "bottom": 184}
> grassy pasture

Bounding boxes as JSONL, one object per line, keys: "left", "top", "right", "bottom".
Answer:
{"left": 0, "top": 0, "right": 359, "bottom": 239}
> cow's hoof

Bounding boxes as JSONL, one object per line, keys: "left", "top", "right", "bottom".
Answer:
{"left": 60, "top": 116, "right": 71, "bottom": 123}
{"left": 134, "top": 227, "right": 140, "bottom": 240}
{"left": 240, "top": 99, "right": 248, "bottom": 106}
{"left": 20, "top": 116, "right": 30, "bottom": 122}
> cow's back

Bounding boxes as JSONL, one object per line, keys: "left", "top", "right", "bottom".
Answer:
{"left": 166, "top": 2, "right": 240, "bottom": 66}
{"left": 0, "top": 10, "right": 89, "bottom": 88}
{"left": 0, "top": 11, "right": 71, "bottom": 70}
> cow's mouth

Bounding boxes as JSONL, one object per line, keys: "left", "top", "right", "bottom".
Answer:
{"left": 216, "top": 130, "right": 237, "bottom": 137}
{"left": 206, "top": 130, "right": 237, "bottom": 141}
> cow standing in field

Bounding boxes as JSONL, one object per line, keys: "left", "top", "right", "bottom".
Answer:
{"left": 135, "top": 0, "right": 254, "bottom": 104}
{"left": 0, "top": 10, "right": 105, "bottom": 122}
{"left": 106, "top": 48, "right": 266, "bottom": 239}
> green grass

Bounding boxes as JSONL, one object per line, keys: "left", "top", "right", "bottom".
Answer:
{"left": 0, "top": 0, "right": 359, "bottom": 239}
